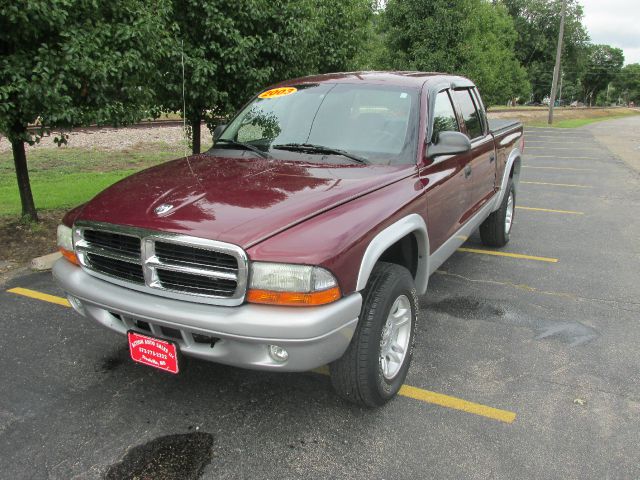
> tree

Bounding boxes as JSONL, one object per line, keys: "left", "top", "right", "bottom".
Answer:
{"left": 581, "top": 45, "right": 624, "bottom": 106}
{"left": 501, "top": 0, "right": 590, "bottom": 102}
{"left": 613, "top": 63, "right": 640, "bottom": 104}
{"left": 380, "top": 0, "right": 529, "bottom": 105}
{"left": 155, "top": 0, "right": 375, "bottom": 155}
{"left": 308, "top": 0, "right": 375, "bottom": 73}
{"left": 153, "top": 0, "right": 313, "bottom": 156}
{"left": 0, "top": 0, "right": 171, "bottom": 221}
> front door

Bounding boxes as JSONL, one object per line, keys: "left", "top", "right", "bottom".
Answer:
{"left": 421, "top": 89, "right": 473, "bottom": 252}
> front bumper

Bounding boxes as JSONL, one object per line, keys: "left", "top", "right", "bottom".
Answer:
{"left": 53, "top": 259, "right": 362, "bottom": 372}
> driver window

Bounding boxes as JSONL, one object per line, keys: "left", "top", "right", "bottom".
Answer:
{"left": 431, "top": 91, "right": 459, "bottom": 143}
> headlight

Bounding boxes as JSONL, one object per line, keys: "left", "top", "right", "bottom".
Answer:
{"left": 247, "top": 262, "right": 341, "bottom": 306}
{"left": 57, "top": 224, "right": 79, "bottom": 265}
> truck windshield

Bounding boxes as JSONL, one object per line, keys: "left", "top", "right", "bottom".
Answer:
{"left": 216, "top": 83, "right": 419, "bottom": 165}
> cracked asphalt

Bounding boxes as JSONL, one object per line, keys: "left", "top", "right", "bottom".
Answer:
{"left": 1, "top": 119, "right": 639, "bottom": 479}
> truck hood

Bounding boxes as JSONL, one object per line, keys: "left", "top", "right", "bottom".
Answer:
{"left": 76, "top": 153, "right": 415, "bottom": 248}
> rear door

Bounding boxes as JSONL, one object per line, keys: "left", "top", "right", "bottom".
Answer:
{"left": 452, "top": 88, "right": 496, "bottom": 218}
{"left": 421, "top": 89, "right": 473, "bottom": 251}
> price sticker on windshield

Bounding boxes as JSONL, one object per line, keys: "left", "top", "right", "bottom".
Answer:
{"left": 258, "top": 87, "right": 297, "bottom": 99}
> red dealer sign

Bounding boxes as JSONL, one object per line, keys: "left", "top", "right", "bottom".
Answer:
{"left": 128, "top": 331, "right": 179, "bottom": 374}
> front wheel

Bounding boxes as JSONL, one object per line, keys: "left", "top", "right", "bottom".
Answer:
{"left": 480, "top": 179, "right": 515, "bottom": 247}
{"left": 330, "top": 262, "right": 418, "bottom": 407}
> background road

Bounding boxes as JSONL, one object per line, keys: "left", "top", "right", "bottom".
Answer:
{"left": 1, "top": 118, "right": 639, "bottom": 479}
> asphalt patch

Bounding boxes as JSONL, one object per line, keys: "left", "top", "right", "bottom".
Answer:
{"left": 428, "top": 295, "right": 597, "bottom": 346}
{"left": 427, "top": 296, "right": 506, "bottom": 319}
{"left": 104, "top": 432, "right": 214, "bottom": 480}
{"left": 98, "top": 346, "right": 129, "bottom": 373}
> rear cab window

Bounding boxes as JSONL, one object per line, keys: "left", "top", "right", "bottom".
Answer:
{"left": 453, "top": 89, "right": 484, "bottom": 139}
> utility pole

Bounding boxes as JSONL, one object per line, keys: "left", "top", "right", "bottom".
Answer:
{"left": 548, "top": 0, "right": 566, "bottom": 124}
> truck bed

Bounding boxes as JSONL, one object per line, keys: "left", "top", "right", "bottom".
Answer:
{"left": 488, "top": 118, "right": 521, "bottom": 135}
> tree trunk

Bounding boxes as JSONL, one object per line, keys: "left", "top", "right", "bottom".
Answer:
{"left": 191, "top": 117, "right": 201, "bottom": 155}
{"left": 11, "top": 135, "right": 38, "bottom": 222}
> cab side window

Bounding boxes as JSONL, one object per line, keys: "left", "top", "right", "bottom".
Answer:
{"left": 453, "top": 89, "right": 483, "bottom": 139}
{"left": 431, "top": 91, "right": 459, "bottom": 143}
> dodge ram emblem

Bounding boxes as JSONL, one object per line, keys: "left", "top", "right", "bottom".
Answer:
{"left": 154, "top": 204, "right": 174, "bottom": 215}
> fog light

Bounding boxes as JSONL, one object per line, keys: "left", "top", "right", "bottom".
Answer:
{"left": 268, "top": 344, "right": 289, "bottom": 362}
{"left": 67, "top": 295, "right": 85, "bottom": 316}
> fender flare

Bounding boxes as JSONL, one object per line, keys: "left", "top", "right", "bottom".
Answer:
{"left": 493, "top": 147, "right": 522, "bottom": 211}
{"left": 355, "top": 214, "right": 430, "bottom": 295}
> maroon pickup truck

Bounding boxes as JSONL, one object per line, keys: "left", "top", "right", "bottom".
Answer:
{"left": 54, "top": 72, "right": 523, "bottom": 406}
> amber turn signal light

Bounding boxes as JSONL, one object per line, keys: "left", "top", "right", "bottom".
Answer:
{"left": 59, "top": 247, "right": 80, "bottom": 266}
{"left": 247, "top": 287, "right": 341, "bottom": 307}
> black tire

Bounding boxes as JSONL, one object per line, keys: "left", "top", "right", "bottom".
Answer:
{"left": 330, "top": 262, "right": 418, "bottom": 407}
{"left": 480, "top": 179, "right": 515, "bottom": 248}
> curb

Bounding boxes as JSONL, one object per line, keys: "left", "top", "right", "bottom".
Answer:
{"left": 31, "top": 252, "right": 62, "bottom": 271}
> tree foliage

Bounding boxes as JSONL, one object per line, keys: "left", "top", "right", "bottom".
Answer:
{"left": 501, "top": 0, "right": 590, "bottom": 102}
{"left": 380, "top": 0, "right": 529, "bottom": 105}
{"left": 613, "top": 63, "right": 640, "bottom": 104}
{"left": 0, "top": 0, "right": 171, "bottom": 220}
{"left": 155, "top": 0, "right": 374, "bottom": 154}
{"left": 581, "top": 44, "right": 624, "bottom": 105}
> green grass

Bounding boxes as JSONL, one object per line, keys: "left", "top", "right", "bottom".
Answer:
{"left": 0, "top": 170, "right": 141, "bottom": 216}
{"left": 527, "top": 111, "right": 640, "bottom": 128}
{"left": 0, "top": 144, "right": 183, "bottom": 216}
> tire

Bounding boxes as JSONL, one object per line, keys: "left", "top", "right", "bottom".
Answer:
{"left": 330, "top": 262, "right": 418, "bottom": 407}
{"left": 480, "top": 179, "right": 515, "bottom": 248}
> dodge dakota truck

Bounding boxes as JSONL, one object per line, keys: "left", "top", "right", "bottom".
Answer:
{"left": 53, "top": 72, "right": 523, "bottom": 406}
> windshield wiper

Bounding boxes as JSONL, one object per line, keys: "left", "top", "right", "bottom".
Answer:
{"left": 215, "top": 139, "right": 271, "bottom": 159}
{"left": 273, "top": 143, "right": 369, "bottom": 164}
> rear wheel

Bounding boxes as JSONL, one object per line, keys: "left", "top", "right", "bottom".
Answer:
{"left": 480, "top": 179, "right": 515, "bottom": 247}
{"left": 330, "top": 262, "right": 418, "bottom": 407}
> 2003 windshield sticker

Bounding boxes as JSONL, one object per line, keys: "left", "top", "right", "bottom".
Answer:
{"left": 258, "top": 87, "right": 297, "bottom": 99}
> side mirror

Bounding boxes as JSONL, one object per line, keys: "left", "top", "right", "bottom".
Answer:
{"left": 427, "top": 131, "right": 471, "bottom": 159}
{"left": 213, "top": 124, "right": 227, "bottom": 142}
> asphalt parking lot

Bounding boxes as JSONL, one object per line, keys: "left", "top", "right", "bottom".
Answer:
{"left": 1, "top": 122, "right": 639, "bottom": 479}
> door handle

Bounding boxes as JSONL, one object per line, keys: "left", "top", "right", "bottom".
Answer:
{"left": 464, "top": 164, "right": 472, "bottom": 178}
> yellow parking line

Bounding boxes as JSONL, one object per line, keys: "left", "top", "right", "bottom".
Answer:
{"left": 522, "top": 165, "right": 593, "bottom": 171}
{"left": 516, "top": 206, "right": 584, "bottom": 215}
{"left": 312, "top": 367, "right": 516, "bottom": 423}
{"left": 398, "top": 385, "right": 516, "bottom": 423}
{"left": 7, "top": 287, "right": 70, "bottom": 307}
{"left": 457, "top": 247, "right": 558, "bottom": 263}
{"left": 521, "top": 181, "right": 591, "bottom": 188}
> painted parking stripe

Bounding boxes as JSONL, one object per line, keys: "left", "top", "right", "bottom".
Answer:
{"left": 8, "top": 287, "right": 71, "bottom": 307}
{"left": 457, "top": 247, "right": 558, "bottom": 263}
{"left": 521, "top": 165, "right": 594, "bottom": 171}
{"left": 398, "top": 385, "right": 516, "bottom": 423}
{"left": 8, "top": 287, "right": 517, "bottom": 424}
{"left": 521, "top": 181, "right": 591, "bottom": 188}
{"left": 312, "top": 366, "right": 516, "bottom": 423}
{"left": 516, "top": 206, "right": 584, "bottom": 215}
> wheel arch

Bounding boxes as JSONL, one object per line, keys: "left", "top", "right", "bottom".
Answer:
{"left": 493, "top": 147, "right": 522, "bottom": 211}
{"left": 355, "top": 214, "right": 430, "bottom": 296}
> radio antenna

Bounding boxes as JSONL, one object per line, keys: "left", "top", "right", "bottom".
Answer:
{"left": 181, "top": 39, "right": 188, "bottom": 159}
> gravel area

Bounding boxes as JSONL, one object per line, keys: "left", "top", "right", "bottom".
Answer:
{"left": 0, "top": 124, "right": 213, "bottom": 153}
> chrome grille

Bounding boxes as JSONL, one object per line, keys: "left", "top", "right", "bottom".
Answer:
{"left": 156, "top": 269, "right": 237, "bottom": 296}
{"left": 154, "top": 241, "right": 237, "bottom": 271}
{"left": 73, "top": 222, "right": 248, "bottom": 306}
{"left": 86, "top": 253, "right": 144, "bottom": 283}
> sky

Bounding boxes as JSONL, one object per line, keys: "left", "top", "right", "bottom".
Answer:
{"left": 580, "top": 0, "right": 640, "bottom": 65}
